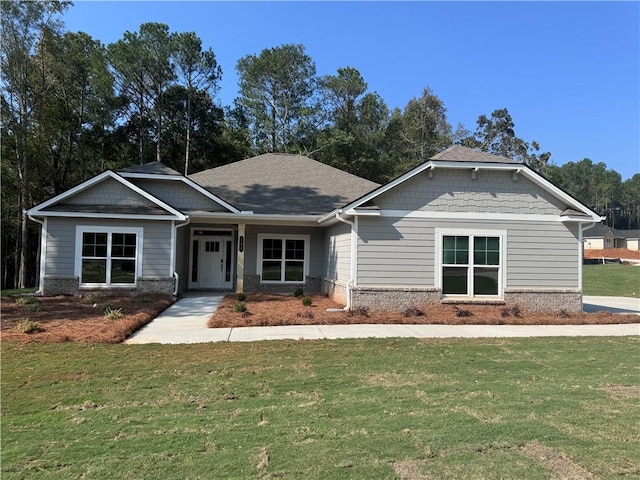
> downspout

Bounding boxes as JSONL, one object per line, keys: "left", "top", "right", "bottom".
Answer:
{"left": 172, "top": 218, "right": 191, "bottom": 297}
{"left": 27, "top": 214, "right": 45, "bottom": 295}
{"left": 335, "top": 212, "right": 356, "bottom": 311}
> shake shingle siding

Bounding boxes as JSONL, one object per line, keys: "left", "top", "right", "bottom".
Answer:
{"left": 63, "top": 178, "right": 157, "bottom": 208}
{"left": 374, "top": 169, "right": 567, "bottom": 215}
{"left": 130, "top": 179, "right": 228, "bottom": 212}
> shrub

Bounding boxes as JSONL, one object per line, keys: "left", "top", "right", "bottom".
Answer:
{"left": 82, "top": 294, "right": 100, "bottom": 304}
{"left": 454, "top": 306, "right": 473, "bottom": 318}
{"left": 234, "top": 301, "right": 247, "bottom": 313}
{"left": 500, "top": 305, "right": 522, "bottom": 318}
{"left": 293, "top": 288, "right": 304, "bottom": 298}
{"left": 301, "top": 296, "right": 313, "bottom": 307}
{"left": 402, "top": 307, "right": 425, "bottom": 318}
{"left": 347, "top": 306, "right": 370, "bottom": 318}
{"left": 295, "top": 311, "right": 314, "bottom": 319}
{"left": 558, "top": 309, "right": 571, "bottom": 319}
{"left": 236, "top": 293, "right": 247, "bottom": 302}
{"left": 104, "top": 306, "right": 124, "bottom": 320}
{"left": 15, "top": 296, "right": 39, "bottom": 306}
{"left": 15, "top": 319, "right": 44, "bottom": 334}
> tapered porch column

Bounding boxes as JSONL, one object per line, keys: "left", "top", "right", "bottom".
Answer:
{"left": 236, "top": 223, "right": 245, "bottom": 293}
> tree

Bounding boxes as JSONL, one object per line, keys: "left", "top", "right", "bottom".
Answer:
{"left": 108, "top": 22, "right": 175, "bottom": 164}
{"left": 319, "top": 66, "right": 367, "bottom": 135}
{"left": 460, "top": 108, "right": 551, "bottom": 173}
{"left": 236, "top": 44, "right": 319, "bottom": 153}
{"left": 1, "top": 0, "right": 70, "bottom": 289}
{"left": 400, "top": 87, "right": 452, "bottom": 166}
{"left": 173, "top": 31, "right": 222, "bottom": 174}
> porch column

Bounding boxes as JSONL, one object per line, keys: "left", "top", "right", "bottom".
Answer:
{"left": 236, "top": 223, "right": 245, "bottom": 293}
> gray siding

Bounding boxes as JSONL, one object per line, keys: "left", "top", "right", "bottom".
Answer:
{"left": 245, "top": 225, "right": 324, "bottom": 276}
{"left": 357, "top": 217, "right": 434, "bottom": 286}
{"left": 65, "top": 178, "right": 157, "bottom": 208}
{"left": 324, "top": 222, "right": 351, "bottom": 283}
{"left": 356, "top": 216, "right": 580, "bottom": 289}
{"left": 131, "top": 179, "right": 228, "bottom": 212}
{"left": 44, "top": 218, "right": 173, "bottom": 278}
{"left": 375, "top": 169, "right": 568, "bottom": 215}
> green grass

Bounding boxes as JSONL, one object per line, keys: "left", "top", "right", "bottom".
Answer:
{"left": 583, "top": 264, "right": 640, "bottom": 297}
{"left": 2, "top": 338, "right": 639, "bottom": 479}
{"left": 0, "top": 287, "right": 37, "bottom": 296}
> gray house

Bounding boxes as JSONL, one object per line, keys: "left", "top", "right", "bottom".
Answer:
{"left": 27, "top": 146, "right": 602, "bottom": 312}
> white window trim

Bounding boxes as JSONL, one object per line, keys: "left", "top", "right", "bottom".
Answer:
{"left": 75, "top": 226, "right": 144, "bottom": 287}
{"left": 257, "top": 233, "right": 310, "bottom": 284}
{"left": 435, "top": 228, "right": 506, "bottom": 298}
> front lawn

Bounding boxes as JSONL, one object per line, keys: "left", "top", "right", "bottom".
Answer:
{"left": 583, "top": 264, "right": 640, "bottom": 298}
{"left": 2, "top": 338, "right": 638, "bottom": 479}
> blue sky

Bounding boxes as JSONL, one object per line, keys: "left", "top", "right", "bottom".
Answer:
{"left": 63, "top": 1, "right": 639, "bottom": 179}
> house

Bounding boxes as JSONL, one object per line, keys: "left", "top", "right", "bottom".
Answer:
{"left": 26, "top": 146, "right": 603, "bottom": 312}
{"left": 583, "top": 224, "right": 640, "bottom": 251}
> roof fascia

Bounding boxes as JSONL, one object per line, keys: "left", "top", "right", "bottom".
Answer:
{"left": 120, "top": 172, "right": 241, "bottom": 213}
{"left": 186, "top": 211, "right": 321, "bottom": 226}
{"left": 28, "top": 211, "right": 184, "bottom": 221}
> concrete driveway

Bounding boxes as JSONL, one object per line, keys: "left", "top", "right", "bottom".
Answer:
{"left": 583, "top": 295, "right": 640, "bottom": 315}
{"left": 124, "top": 293, "right": 639, "bottom": 345}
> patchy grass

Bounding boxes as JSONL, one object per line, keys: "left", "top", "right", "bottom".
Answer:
{"left": 1, "top": 337, "right": 639, "bottom": 479}
{"left": 209, "top": 293, "right": 636, "bottom": 328}
{"left": 0, "top": 294, "right": 173, "bottom": 343}
{"left": 583, "top": 264, "right": 640, "bottom": 298}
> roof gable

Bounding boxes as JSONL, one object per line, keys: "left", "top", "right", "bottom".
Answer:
{"left": 189, "top": 153, "right": 380, "bottom": 215}
{"left": 27, "top": 171, "right": 186, "bottom": 220}
{"left": 119, "top": 161, "right": 182, "bottom": 176}
{"left": 321, "top": 146, "right": 601, "bottom": 222}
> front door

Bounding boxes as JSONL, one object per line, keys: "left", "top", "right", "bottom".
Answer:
{"left": 189, "top": 231, "right": 233, "bottom": 290}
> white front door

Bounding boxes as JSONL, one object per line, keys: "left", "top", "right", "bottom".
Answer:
{"left": 189, "top": 231, "right": 233, "bottom": 290}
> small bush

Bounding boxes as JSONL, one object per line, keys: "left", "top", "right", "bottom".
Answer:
{"left": 402, "top": 307, "right": 425, "bottom": 318}
{"left": 15, "top": 296, "right": 39, "bottom": 307}
{"left": 15, "top": 319, "right": 44, "bottom": 334}
{"left": 82, "top": 294, "right": 100, "bottom": 304}
{"left": 347, "top": 306, "right": 370, "bottom": 318}
{"left": 301, "top": 296, "right": 313, "bottom": 307}
{"left": 558, "top": 309, "right": 571, "bottom": 319}
{"left": 293, "top": 288, "right": 304, "bottom": 298}
{"left": 104, "top": 306, "right": 124, "bottom": 320}
{"left": 500, "top": 305, "right": 522, "bottom": 318}
{"left": 295, "top": 311, "right": 314, "bottom": 319}
{"left": 454, "top": 306, "right": 474, "bottom": 318}
{"left": 234, "top": 301, "right": 247, "bottom": 313}
{"left": 236, "top": 293, "right": 247, "bottom": 302}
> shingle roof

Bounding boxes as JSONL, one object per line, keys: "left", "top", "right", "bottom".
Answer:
{"left": 189, "top": 153, "right": 380, "bottom": 215}
{"left": 431, "top": 145, "right": 518, "bottom": 164}
{"left": 584, "top": 223, "right": 640, "bottom": 239}
{"left": 119, "top": 162, "right": 182, "bottom": 176}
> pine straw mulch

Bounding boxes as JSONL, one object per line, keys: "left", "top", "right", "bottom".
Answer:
{"left": 1, "top": 294, "right": 173, "bottom": 344}
{"left": 584, "top": 248, "right": 640, "bottom": 260}
{"left": 208, "top": 293, "right": 638, "bottom": 328}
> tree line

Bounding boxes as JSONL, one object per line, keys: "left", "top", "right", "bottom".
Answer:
{"left": 2, "top": 1, "right": 638, "bottom": 290}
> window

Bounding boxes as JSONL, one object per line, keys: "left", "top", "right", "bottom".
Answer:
{"left": 439, "top": 231, "right": 503, "bottom": 297}
{"left": 258, "top": 235, "right": 309, "bottom": 283}
{"left": 76, "top": 227, "right": 142, "bottom": 286}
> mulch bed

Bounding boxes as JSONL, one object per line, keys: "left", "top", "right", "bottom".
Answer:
{"left": 1, "top": 294, "right": 173, "bottom": 344}
{"left": 208, "top": 293, "right": 637, "bottom": 328}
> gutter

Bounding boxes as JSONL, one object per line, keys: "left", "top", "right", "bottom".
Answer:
{"left": 334, "top": 212, "right": 356, "bottom": 311}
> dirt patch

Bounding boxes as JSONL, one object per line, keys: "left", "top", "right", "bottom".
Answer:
{"left": 521, "top": 442, "right": 598, "bottom": 479}
{"left": 392, "top": 459, "right": 433, "bottom": 480}
{"left": 585, "top": 248, "right": 640, "bottom": 260}
{"left": 601, "top": 385, "right": 640, "bottom": 399}
{"left": 208, "top": 293, "right": 636, "bottom": 328}
{"left": 1, "top": 294, "right": 173, "bottom": 344}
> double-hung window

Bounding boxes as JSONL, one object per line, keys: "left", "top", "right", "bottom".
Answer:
{"left": 438, "top": 230, "right": 504, "bottom": 297}
{"left": 258, "top": 234, "right": 309, "bottom": 283}
{"left": 76, "top": 227, "right": 142, "bottom": 286}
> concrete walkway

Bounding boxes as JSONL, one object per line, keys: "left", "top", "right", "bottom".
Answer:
{"left": 124, "top": 293, "right": 639, "bottom": 345}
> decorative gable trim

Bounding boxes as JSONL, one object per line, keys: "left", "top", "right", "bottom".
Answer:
{"left": 119, "top": 172, "right": 241, "bottom": 213}
{"left": 27, "top": 170, "right": 187, "bottom": 220}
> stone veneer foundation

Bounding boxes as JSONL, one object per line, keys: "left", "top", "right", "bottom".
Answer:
{"left": 322, "top": 279, "right": 348, "bottom": 305}
{"left": 503, "top": 288, "right": 582, "bottom": 312}
{"left": 244, "top": 275, "right": 322, "bottom": 294}
{"left": 350, "top": 286, "right": 441, "bottom": 311}
{"left": 40, "top": 276, "right": 174, "bottom": 296}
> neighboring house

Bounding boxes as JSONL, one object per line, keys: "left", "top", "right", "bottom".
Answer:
{"left": 27, "top": 146, "right": 603, "bottom": 312}
{"left": 583, "top": 224, "right": 640, "bottom": 251}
